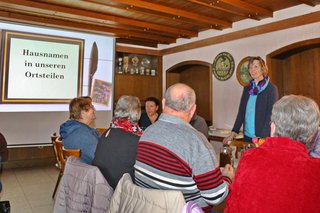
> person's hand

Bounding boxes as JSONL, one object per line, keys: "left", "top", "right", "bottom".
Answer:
{"left": 221, "top": 164, "right": 235, "bottom": 181}
{"left": 223, "top": 132, "right": 236, "bottom": 144}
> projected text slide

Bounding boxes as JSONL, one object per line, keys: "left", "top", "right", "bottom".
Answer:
{"left": 1, "top": 31, "right": 84, "bottom": 103}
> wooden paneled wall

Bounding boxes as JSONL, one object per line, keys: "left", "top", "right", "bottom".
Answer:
{"left": 114, "top": 73, "right": 163, "bottom": 103}
{"left": 4, "top": 147, "right": 55, "bottom": 169}
{"left": 268, "top": 39, "right": 320, "bottom": 106}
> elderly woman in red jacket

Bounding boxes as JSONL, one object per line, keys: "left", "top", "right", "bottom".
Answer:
{"left": 225, "top": 95, "right": 320, "bottom": 213}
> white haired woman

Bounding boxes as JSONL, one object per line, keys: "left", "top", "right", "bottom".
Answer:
{"left": 92, "top": 95, "right": 142, "bottom": 189}
{"left": 225, "top": 95, "right": 320, "bottom": 212}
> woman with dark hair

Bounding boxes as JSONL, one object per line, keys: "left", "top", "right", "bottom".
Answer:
{"left": 223, "top": 56, "right": 278, "bottom": 143}
{"left": 138, "top": 97, "right": 160, "bottom": 130}
{"left": 60, "top": 96, "right": 100, "bottom": 164}
{"left": 93, "top": 95, "right": 142, "bottom": 189}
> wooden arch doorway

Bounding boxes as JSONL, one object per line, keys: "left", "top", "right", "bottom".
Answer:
{"left": 267, "top": 38, "right": 320, "bottom": 106}
{"left": 166, "top": 60, "right": 212, "bottom": 125}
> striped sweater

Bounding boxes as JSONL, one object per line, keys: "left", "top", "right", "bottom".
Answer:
{"left": 134, "top": 113, "right": 231, "bottom": 211}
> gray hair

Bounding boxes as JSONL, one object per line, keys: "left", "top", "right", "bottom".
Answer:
{"left": 271, "top": 95, "right": 320, "bottom": 150}
{"left": 164, "top": 83, "right": 196, "bottom": 112}
{"left": 114, "top": 95, "right": 141, "bottom": 122}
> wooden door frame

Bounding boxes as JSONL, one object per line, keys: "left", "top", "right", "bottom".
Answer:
{"left": 165, "top": 60, "right": 212, "bottom": 125}
{"left": 267, "top": 38, "right": 320, "bottom": 79}
{"left": 267, "top": 38, "right": 320, "bottom": 97}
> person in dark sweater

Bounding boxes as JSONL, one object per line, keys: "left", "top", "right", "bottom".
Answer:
{"left": 223, "top": 56, "right": 278, "bottom": 143}
{"left": 138, "top": 97, "right": 160, "bottom": 130}
{"left": 92, "top": 95, "right": 142, "bottom": 189}
{"left": 190, "top": 113, "right": 208, "bottom": 138}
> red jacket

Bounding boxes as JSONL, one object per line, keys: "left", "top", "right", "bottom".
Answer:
{"left": 225, "top": 137, "right": 320, "bottom": 213}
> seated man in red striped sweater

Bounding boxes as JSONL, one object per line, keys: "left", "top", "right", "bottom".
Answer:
{"left": 134, "top": 83, "right": 234, "bottom": 212}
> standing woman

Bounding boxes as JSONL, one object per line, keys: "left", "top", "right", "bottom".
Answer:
{"left": 223, "top": 56, "right": 278, "bottom": 143}
{"left": 138, "top": 97, "right": 160, "bottom": 130}
{"left": 60, "top": 96, "right": 100, "bottom": 164}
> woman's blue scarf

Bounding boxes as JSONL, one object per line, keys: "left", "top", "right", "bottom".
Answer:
{"left": 247, "top": 76, "right": 269, "bottom": 95}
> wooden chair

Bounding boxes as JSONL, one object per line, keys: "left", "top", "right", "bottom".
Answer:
{"left": 52, "top": 137, "right": 81, "bottom": 199}
{"left": 96, "top": 127, "right": 107, "bottom": 135}
{"left": 61, "top": 147, "right": 81, "bottom": 170}
{"left": 52, "top": 137, "right": 63, "bottom": 199}
{"left": 51, "top": 133, "right": 61, "bottom": 170}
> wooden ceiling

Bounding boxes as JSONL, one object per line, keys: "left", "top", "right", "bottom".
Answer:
{"left": 0, "top": 0, "right": 319, "bottom": 48}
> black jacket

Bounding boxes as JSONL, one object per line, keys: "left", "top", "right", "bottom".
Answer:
{"left": 92, "top": 128, "right": 140, "bottom": 189}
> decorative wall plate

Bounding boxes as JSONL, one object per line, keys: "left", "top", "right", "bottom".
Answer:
{"left": 212, "top": 52, "right": 235, "bottom": 81}
{"left": 236, "top": 56, "right": 252, "bottom": 86}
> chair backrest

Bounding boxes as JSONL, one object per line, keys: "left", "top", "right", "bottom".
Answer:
{"left": 108, "top": 173, "right": 185, "bottom": 213}
{"left": 55, "top": 137, "right": 65, "bottom": 171}
{"left": 62, "top": 147, "right": 81, "bottom": 159}
{"left": 51, "top": 132, "right": 58, "bottom": 143}
{"left": 53, "top": 156, "right": 114, "bottom": 213}
{"left": 55, "top": 137, "right": 80, "bottom": 172}
{"left": 51, "top": 133, "right": 61, "bottom": 168}
{"left": 96, "top": 127, "right": 107, "bottom": 135}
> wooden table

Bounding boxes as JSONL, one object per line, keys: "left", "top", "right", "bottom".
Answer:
{"left": 208, "top": 128, "right": 243, "bottom": 142}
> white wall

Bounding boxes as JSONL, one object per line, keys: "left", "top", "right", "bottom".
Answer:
{"left": 162, "top": 5, "right": 320, "bottom": 130}
{"left": 0, "top": 111, "right": 112, "bottom": 147}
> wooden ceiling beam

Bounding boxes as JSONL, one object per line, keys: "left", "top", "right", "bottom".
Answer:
{"left": 217, "top": 0, "right": 273, "bottom": 18}
{"left": 83, "top": 0, "right": 211, "bottom": 28}
{"left": 116, "top": 45, "right": 161, "bottom": 56}
{"left": 107, "top": 0, "right": 232, "bottom": 27}
{"left": 116, "top": 38, "right": 158, "bottom": 48}
{"left": 0, "top": 9, "right": 176, "bottom": 44}
{"left": 0, "top": 0, "right": 197, "bottom": 37}
{"left": 297, "top": 0, "right": 319, "bottom": 6}
{"left": 186, "top": 0, "right": 260, "bottom": 20}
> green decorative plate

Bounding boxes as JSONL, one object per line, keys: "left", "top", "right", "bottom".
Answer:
{"left": 212, "top": 52, "right": 235, "bottom": 81}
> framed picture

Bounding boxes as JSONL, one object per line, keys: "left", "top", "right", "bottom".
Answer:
{"left": 91, "top": 79, "right": 112, "bottom": 107}
{"left": 236, "top": 56, "right": 252, "bottom": 86}
{"left": 212, "top": 52, "right": 235, "bottom": 81}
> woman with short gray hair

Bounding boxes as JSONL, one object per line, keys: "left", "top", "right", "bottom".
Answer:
{"left": 225, "top": 95, "right": 320, "bottom": 212}
{"left": 114, "top": 95, "right": 141, "bottom": 123}
{"left": 270, "top": 95, "right": 320, "bottom": 150}
{"left": 93, "top": 95, "right": 143, "bottom": 189}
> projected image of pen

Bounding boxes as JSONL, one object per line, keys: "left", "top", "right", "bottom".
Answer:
{"left": 88, "top": 41, "right": 98, "bottom": 96}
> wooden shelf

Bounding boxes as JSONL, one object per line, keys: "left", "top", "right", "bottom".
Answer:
{"left": 114, "top": 50, "right": 163, "bottom": 103}
{"left": 116, "top": 52, "right": 158, "bottom": 76}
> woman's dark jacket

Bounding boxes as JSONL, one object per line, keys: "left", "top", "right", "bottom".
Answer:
{"left": 232, "top": 82, "right": 278, "bottom": 138}
{"left": 92, "top": 128, "right": 140, "bottom": 189}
